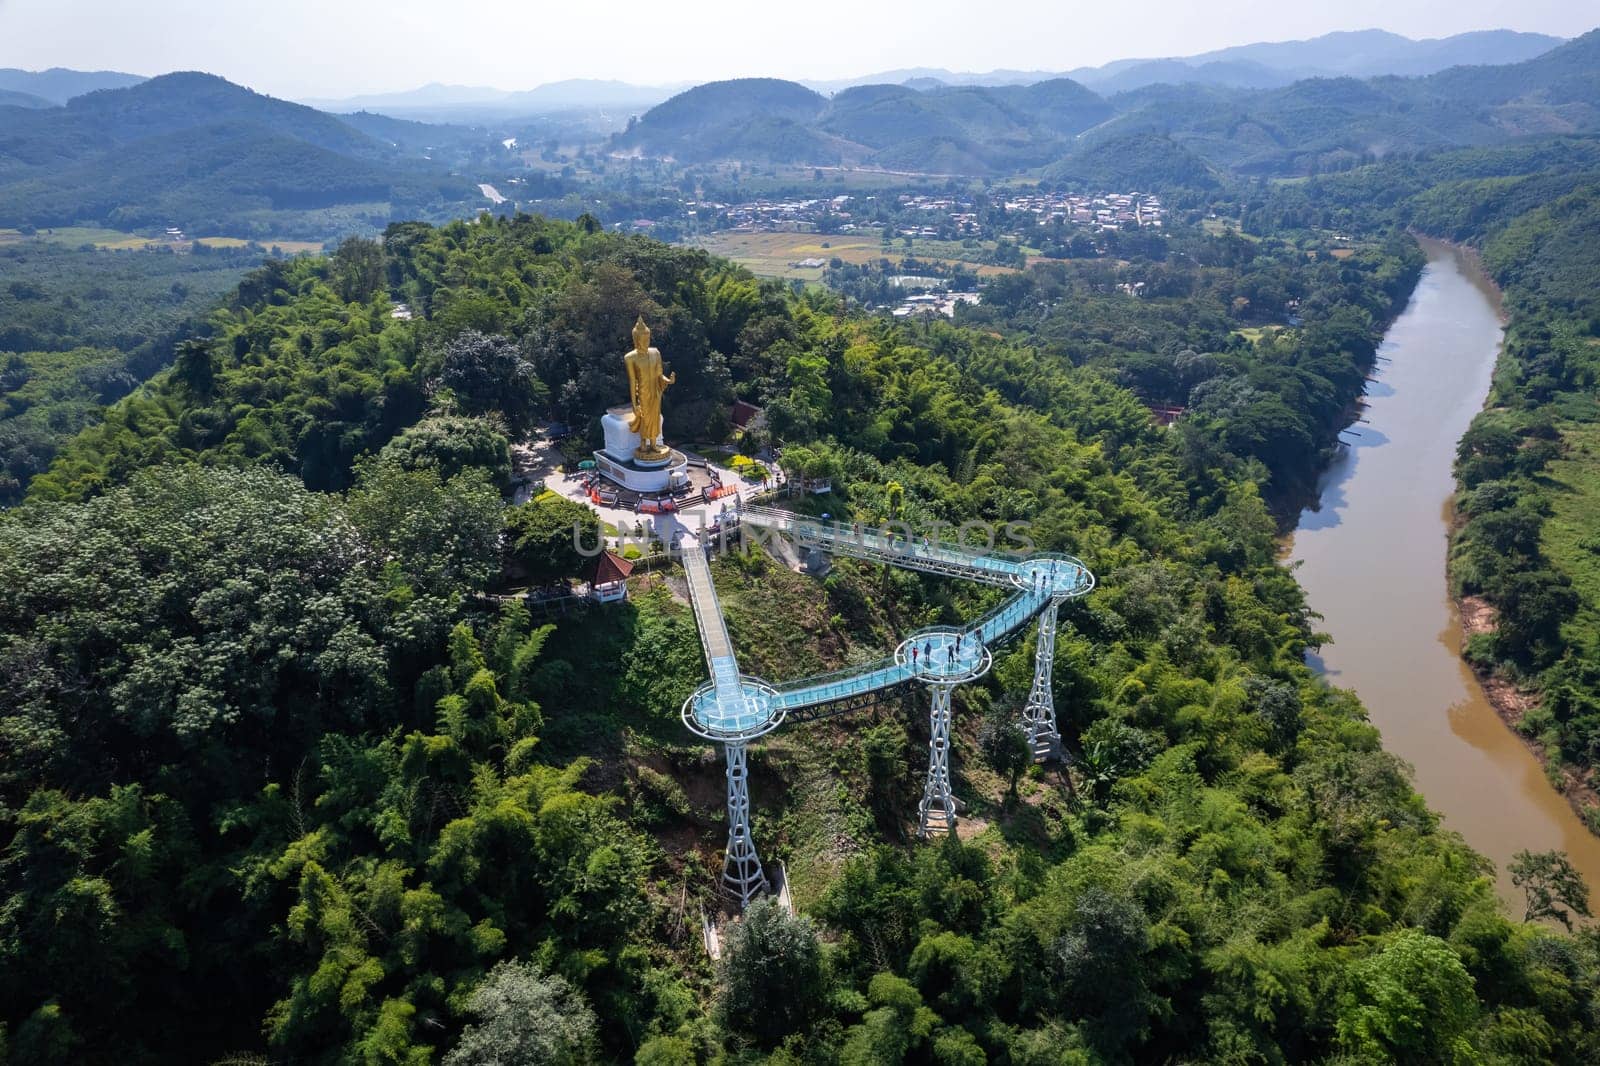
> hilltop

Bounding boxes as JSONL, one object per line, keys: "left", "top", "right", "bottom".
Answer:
{"left": 612, "top": 76, "right": 1112, "bottom": 172}
{"left": 613, "top": 78, "right": 832, "bottom": 161}
{"left": 802, "top": 27, "right": 1566, "bottom": 94}
{"left": 0, "top": 66, "right": 146, "bottom": 104}
{"left": 607, "top": 33, "right": 1600, "bottom": 178}
{"left": 0, "top": 72, "right": 480, "bottom": 237}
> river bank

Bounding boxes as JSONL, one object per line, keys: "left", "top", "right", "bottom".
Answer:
{"left": 1287, "top": 236, "right": 1600, "bottom": 907}
{"left": 1457, "top": 590, "right": 1600, "bottom": 825}
{"left": 1432, "top": 233, "right": 1600, "bottom": 837}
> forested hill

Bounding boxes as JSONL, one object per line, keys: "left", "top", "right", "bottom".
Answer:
{"left": 5, "top": 213, "right": 1600, "bottom": 1063}
{"left": 613, "top": 30, "right": 1600, "bottom": 178}
{"left": 612, "top": 76, "right": 1113, "bottom": 172}
{"left": 0, "top": 72, "right": 481, "bottom": 238}
{"left": 0, "top": 66, "right": 145, "bottom": 105}
{"left": 1074, "top": 28, "right": 1565, "bottom": 93}
{"left": 0, "top": 89, "right": 53, "bottom": 109}
{"left": 0, "top": 241, "right": 270, "bottom": 504}
{"left": 1087, "top": 29, "right": 1600, "bottom": 176}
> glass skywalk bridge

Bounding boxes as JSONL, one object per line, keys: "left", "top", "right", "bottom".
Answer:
{"left": 732, "top": 506, "right": 1093, "bottom": 719}
{"left": 676, "top": 503, "right": 1095, "bottom": 899}
{"left": 740, "top": 505, "right": 1026, "bottom": 587}
{"left": 763, "top": 584, "right": 1057, "bottom": 721}
{"left": 680, "top": 542, "right": 782, "bottom": 742}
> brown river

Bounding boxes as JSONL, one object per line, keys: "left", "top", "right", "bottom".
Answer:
{"left": 1288, "top": 237, "right": 1600, "bottom": 908}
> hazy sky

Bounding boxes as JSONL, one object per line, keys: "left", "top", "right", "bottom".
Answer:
{"left": 0, "top": 0, "right": 1592, "bottom": 99}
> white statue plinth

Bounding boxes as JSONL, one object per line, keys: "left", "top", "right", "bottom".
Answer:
{"left": 601, "top": 407, "right": 643, "bottom": 463}
{"left": 595, "top": 407, "right": 688, "bottom": 493}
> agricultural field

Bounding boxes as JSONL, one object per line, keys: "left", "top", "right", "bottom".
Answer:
{"left": 196, "top": 236, "right": 324, "bottom": 253}
{"left": 899, "top": 233, "right": 1031, "bottom": 269}
{"left": 1233, "top": 324, "right": 1287, "bottom": 342}
{"left": 0, "top": 226, "right": 153, "bottom": 248}
{"left": 689, "top": 228, "right": 1018, "bottom": 280}
{"left": 1201, "top": 216, "right": 1261, "bottom": 240}
{"left": 688, "top": 231, "right": 886, "bottom": 279}
{"left": 0, "top": 227, "right": 322, "bottom": 253}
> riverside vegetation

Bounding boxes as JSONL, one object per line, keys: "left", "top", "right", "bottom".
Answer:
{"left": 3, "top": 212, "right": 1599, "bottom": 1065}
{"left": 1252, "top": 138, "right": 1600, "bottom": 834}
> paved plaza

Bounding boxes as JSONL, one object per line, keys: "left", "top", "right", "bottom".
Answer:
{"left": 518, "top": 429, "right": 787, "bottom": 553}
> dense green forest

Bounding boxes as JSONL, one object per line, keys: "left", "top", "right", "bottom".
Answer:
{"left": 5, "top": 214, "right": 1600, "bottom": 1064}
{"left": 0, "top": 73, "right": 487, "bottom": 238}
{"left": 0, "top": 241, "right": 266, "bottom": 502}
{"left": 1253, "top": 137, "right": 1600, "bottom": 834}
{"left": 952, "top": 227, "right": 1422, "bottom": 514}
{"left": 1435, "top": 172, "right": 1600, "bottom": 830}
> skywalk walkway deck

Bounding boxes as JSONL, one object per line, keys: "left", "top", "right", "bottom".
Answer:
{"left": 676, "top": 503, "right": 1095, "bottom": 902}
{"left": 680, "top": 538, "right": 779, "bottom": 739}
{"left": 681, "top": 537, "right": 736, "bottom": 666}
{"left": 738, "top": 506, "right": 1092, "bottom": 717}
{"left": 741, "top": 506, "right": 1021, "bottom": 587}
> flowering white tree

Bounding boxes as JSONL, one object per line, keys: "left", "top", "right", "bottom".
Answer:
{"left": 444, "top": 959, "right": 597, "bottom": 1066}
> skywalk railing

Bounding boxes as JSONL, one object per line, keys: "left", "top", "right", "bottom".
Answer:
{"left": 740, "top": 506, "right": 1021, "bottom": 587}
{"left": 970, "top": 587, "right": 1050, "bottom": 647}
{"left": 771, "top": 654, "right": 912, "bottom": 711}
{"left": 690, "top": 507, "right": 1096, "bottom": 718}
{"left": 680, "top": 542, "right": 749, "bottom": 721}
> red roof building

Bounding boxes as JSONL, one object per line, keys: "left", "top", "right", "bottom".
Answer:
{"left": 730, "top": 400, "right": 766, "bottom": 432}
{"left": 591, "top": 550, "right": 634, "bottom": 602}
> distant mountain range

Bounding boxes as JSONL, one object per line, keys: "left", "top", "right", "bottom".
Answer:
{"left": 288, "top": 28, "right": 1567, "bottom": 122}
{"left": 610, "top": 76, "right": 1117, "bottom": 174}
{"left": 802, "top": 28, "right": 1567, "bottom": 95}
{"left": 0, "top": 67, "right": 146, "bottom": 105}
{"left": 0, "top": 73, "right": 480, "bottom": 237}
{"left": 612, "top": 29, "right": 1600, "bottom": 178}
{"left": 0, "top": 23, "right": 1590, "bottom": 235}
{"left": 1088, "top": 29, "right": 1600, "bottom": 175}
{"left": 1071, "top": 27, "right": 1566, "bottom": 93}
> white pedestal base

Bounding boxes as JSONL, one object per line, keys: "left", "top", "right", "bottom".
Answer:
{"left": 593, "top": 449, "right": 690, "bottom": 493}
{"left": 601, "top": 409, "right": 642, "bottom": 462}
{"left": 596, "top": 406, "right": 688, "bottom": 492}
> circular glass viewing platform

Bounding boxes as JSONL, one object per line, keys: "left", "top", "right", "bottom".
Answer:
{"left": 895, "top": 626, "right": 992, "bottom": 685}
{"left": 681, "top": 676, "right": 785, "bottom": 741}
{"left": 1013, "top": 554, "right": 1096, "bottom": 599}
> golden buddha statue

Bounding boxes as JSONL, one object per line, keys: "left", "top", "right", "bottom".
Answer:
{"left": 624, "top": 316, "right": 675, "bottom": 462}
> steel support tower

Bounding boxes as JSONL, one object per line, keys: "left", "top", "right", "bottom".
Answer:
{"left": 897, "top": 627, "right": 991, "bottom": 837}
{"left": 918, "top": 683, "right": 957, "bottom": 836}
{"left": 1022, "top": 602, "right": 1060, "bottom": 761}
{"left": 680, "top": 537, "right": 785, "bottom": 908}
{"left": 720, "top": 740, "right": 766, "bottom": 905}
